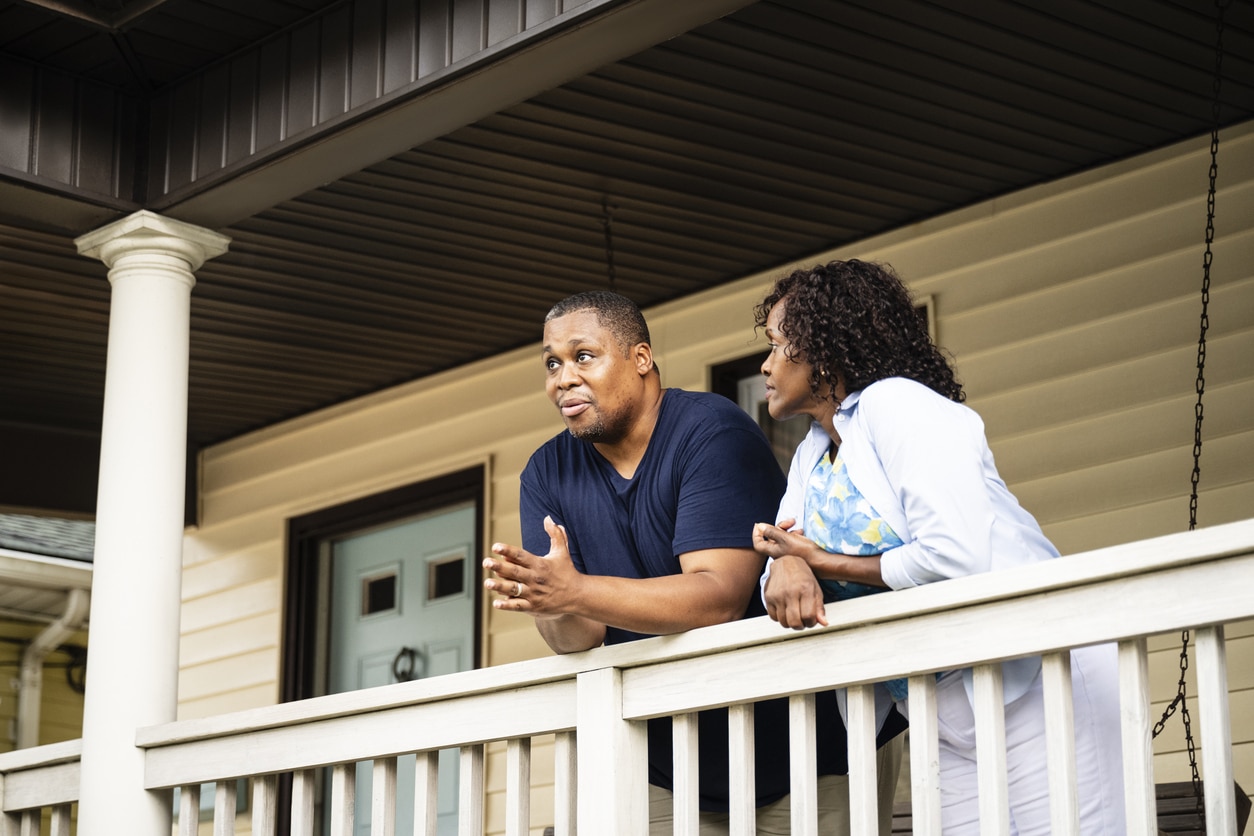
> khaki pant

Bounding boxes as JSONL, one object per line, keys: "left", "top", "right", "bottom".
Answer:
{"left": 647, "top": 734, "right": 903, "bottom": 835}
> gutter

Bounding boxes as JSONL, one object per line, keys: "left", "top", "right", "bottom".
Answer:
{"left": 16, "top": 588, "right": 90, "bottom": 749}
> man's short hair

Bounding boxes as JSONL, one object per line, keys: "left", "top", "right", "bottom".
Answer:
{"left": 545, "top": 291, "right": 651, "bottom": 353}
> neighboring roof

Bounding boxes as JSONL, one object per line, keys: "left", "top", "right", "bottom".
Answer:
{"left": 0, "top": 513, "right": 95, "bottom": 562}
{"left": 0, "top": 515, "right": 93, "bottom": 625}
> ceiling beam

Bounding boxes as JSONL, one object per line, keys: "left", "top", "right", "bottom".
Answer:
{"left": 15, "top": 0, "right": 177, "bottom": 30}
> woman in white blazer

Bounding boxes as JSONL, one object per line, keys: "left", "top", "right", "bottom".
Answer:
{"left": 751, "top": 259, "right": 1124, "bottom": 835}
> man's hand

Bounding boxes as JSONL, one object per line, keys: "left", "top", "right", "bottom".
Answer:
{"left": 484, "top": 516, "right": 607, "bottom": 653}
{"left": 487, "top": 516, "right": 767, "bottom": 653}
{"left": 484, "top": 515, "right": 582, "bottom": 616}
{"left": 762, "top": 554, "right": 828, "bottom": 630}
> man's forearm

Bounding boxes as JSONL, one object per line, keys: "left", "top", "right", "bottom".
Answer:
{"left": 558, "top": 565, "right": 756, "bottom": 638}
{"left": 535, "top": 613, "right": 607, "bottom": 654}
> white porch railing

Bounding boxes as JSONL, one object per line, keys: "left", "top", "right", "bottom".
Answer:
{"left": 3, "top": 518, "right": 1253, "bottom": 836}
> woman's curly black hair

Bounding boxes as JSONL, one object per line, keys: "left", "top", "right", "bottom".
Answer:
{"left": 754, "top": 259, "right": 965, "bottom": 403}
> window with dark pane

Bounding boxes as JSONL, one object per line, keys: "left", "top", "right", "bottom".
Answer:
{"left": 361, "top": 572, "right": 397, "bottom": 616}
{"left": 428, "top": 555, "right": 465, "bottom": 600}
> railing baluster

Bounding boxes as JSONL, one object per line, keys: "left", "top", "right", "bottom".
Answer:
{"left": 413, "top": 751, "right": 439, "bottom": 836}
{"left": 49, "top": 804, "right": 71, "bottom": 836}
{"left": 788, "top": 692, "right": 818, "bottom": 836}
{"left": 1117, "top": 638, "right": 1156, "bottom": 834}
{"left": 1041, "top": 651, "right": 1079, "bottom": 835}
{"left": 908, "top": 674, "right": 942, "bottom": 835}
{"left": 49, "top": 803, "right": 71, "bottom": 836}
{"left": 179, "top": 782, "right": 201, "bottom": 836}
{"left": 372, "top": 756, "right": 397, "bottom": 836}
{"left": 972, "top": 663, "right": 1010, "bottom": 835}
{"left": 290, "top": 769, "right": 317, "bottom": 836}
{"left": 459, "top": 745, "right": 485, "bottom": 836}
{"left": 251, "top": 774, "right": 278, "bottom": 836}
{"left": 728, "top": 703, "right": 755, "bottom": 835}
{"left": 847, "top": 684, "right": 878, "bottom": 836}
{"left": 553, "top": 732, "right": 577, "bottom": 836}
{"left": 215, "top": 779, "right": 238, "bottom": 836}
{"left": 17, "top": 810, "right": 36, "bottom": 836}
{"left": 1196, "top": 625, "right": 1236, "bottom": 833}
{"left": 672, "top": 713, "right": 699, "bottom": 835}
{"left": 330, "top": 762, "right": 356, "bottom": 836}
{"left": 505, "top": 738, "right": 531, "bottom": 836}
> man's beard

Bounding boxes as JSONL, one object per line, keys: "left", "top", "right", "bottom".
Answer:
{"left": 567, "top": 406, "right": 628, "bottom": 444}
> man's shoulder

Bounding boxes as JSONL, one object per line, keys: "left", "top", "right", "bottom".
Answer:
{"left": 523, "top": 428, "right": 580, "bottom": 474}
{"left": 663, "top": 389, "right": 759, "bottom": 430}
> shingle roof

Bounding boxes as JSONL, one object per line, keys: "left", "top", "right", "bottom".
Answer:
{"left": 0, "top": 513, "right": 95, "bottom": 562}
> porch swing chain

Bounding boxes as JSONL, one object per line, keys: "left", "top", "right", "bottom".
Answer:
{"left": 1149, "top": 0, "right": 1230, "bottom": 825}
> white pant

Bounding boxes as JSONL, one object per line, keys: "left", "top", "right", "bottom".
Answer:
{"left": 922, "top": 644, "right": 1125, "bottom": 835}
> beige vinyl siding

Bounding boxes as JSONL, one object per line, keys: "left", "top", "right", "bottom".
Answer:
{"left": 0, "top": 619, "right": 87, "bottom": 752}
{"left": 188, "top": 121, "right": 1254, "bottom": 829}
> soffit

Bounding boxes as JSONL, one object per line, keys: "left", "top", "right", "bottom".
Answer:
{"left": 1, "top": 0, "right": 1252, "bottom": 454}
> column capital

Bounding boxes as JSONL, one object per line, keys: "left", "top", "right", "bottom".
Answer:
{"left": 75, "top": 209, "right": 230, "bottom": 272}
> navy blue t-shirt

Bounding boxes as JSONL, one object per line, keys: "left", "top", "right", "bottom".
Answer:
{"left": 519, "top": 389, "right": 854, "bottom": 810}
{"left": 521, "top": 389, "right": 782, "bottom": 642}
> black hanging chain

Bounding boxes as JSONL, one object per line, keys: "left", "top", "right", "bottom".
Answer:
{"left": 601, "top": 196, "right": 618, "bottom": 293}
{"left": 1149, "top": 2, "right": 1230, "bottom": 829}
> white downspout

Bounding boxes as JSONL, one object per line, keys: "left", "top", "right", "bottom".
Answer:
{"left": 16, "top": 587, "right": 91, "bottom": 749}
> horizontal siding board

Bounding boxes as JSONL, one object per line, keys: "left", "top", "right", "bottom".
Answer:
{"left": 961, "top": 283, "right": 1254, "bottom": 405}
{"left": 941, "top": 229, "right": 1254, "bottom": 361}
{"left": 179, "top": 683, "right": 279, "bottom": 720}
{"left": 179, "top": 647, "right": 280, "bottom": 702}
{"left": 179, "top": 577, "right": 282, "bottom": 634}
{"left": 179, "top": 612, "right": 281, "bottom": 667}
{"left": 1043, "top": 482, "right": 1254, "bottom": 556}
{"left": 992, "top": 379, "right": 1254, "bottom": 485}
{"left": 182, "top": 548, "right": 282, "bottom": 601}
{"left": 1014, "top": 430, "right": 1254, "bottom": 527}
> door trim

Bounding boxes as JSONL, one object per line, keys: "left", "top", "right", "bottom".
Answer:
{"left": 281, "top": 465, "right": 485, "bottom": 704}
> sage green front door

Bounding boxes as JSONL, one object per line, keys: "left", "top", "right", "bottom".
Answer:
{"left": 327, "top": 500, "right": 476, "bottom": 836}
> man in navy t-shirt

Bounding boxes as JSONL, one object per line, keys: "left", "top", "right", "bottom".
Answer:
{"left": 484, "top": 291, "right": 889, "bottom": 834}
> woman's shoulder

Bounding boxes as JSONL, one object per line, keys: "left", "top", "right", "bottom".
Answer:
{"left": 858, "top": 376, "right": 948, "bottom": 407}
{"left": 856, "top": 377, "right": 978, "bottom": 427}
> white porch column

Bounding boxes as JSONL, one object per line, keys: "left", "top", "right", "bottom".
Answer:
{"left": 73, "top": 210, "right": 229, "bottom": 836}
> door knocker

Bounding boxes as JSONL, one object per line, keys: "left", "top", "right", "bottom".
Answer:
{"left": 391, "top": 646, "right": 420, "bottom": 682}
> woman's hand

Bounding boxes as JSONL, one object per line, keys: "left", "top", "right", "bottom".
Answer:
{"left": 752, "top": 518, "right": 818, "bottom": 561}
{"left": 762, "top": 554, "right": 828, "bottom": 630}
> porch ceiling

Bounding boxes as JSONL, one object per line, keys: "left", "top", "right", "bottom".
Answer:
{"left": 2, "top": 0, "right": 1253, "bottom": 516}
